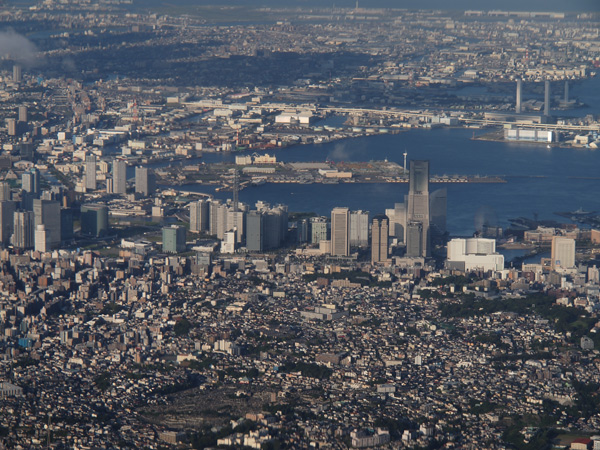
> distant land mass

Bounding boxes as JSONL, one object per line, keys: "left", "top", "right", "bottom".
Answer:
{"left": 133, "top": 0, "right": 598, "bottom": 13}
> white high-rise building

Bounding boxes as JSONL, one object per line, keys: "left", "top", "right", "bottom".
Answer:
{"left": 34, "top": 224, "right": 50, "bottom": 252}
{"left": 551, "top": 236, "right": 575, "bottom": 270}
{"left": 446, "top": 238, "right": 504, "bottom": 272}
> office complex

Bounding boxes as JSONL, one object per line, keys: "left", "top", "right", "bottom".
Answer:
{"left": 446, "top": 238, "right": 505, "bottom": 272}
{"left": 371, "top": 214, "right": 389, "bottom": 265}
{"left": 135, "top": 166, "right": 156, "bottom": 196}
{"left": 162, "top": 225, "right": 186, "bottom": 253}
{"left": 81, "top": 205, "right": 109, "bottom": 237}
{"left": 331, "top": 207, "right": 350, "bottom": 257}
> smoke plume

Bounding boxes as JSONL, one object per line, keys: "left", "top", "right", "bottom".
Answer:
{"left": 0, "top": 29, "right": 40, "bottom": 66}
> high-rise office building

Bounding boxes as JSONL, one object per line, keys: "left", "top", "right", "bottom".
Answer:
{"left": 34, "top": 225, "right": 50, "bottom": 252}
{"left": 18, "top": 106, "right": 27, "bottom": 123}
{"left": 61, "top": 208, "right": 74, "bottom": 242}
{"left": 544, "top": 80, "right": 551, "bottom": 117}
{"left": 371, "top": 215, "right": 389, "bottom": 265}
{"left": 209, "top": 200, "right": 225, "bottom": 238}
{"left": 246, "top": 211, "right": 264, "bottom": 252}
{"left": 385, "top": 202, "right": 407, "bottom": 242}
{"left": 135, "top": 166, "right": 155, "bottom": 196}
{"left": 264, "top": 211, "right": 283, "bottom": 250}
{"left": 162, "top": 225, "right": 186, "bottom": 253}
{"left": 19, "top": 141, "right": 34, "bottom": 160}
{"left": 189, "top": 199, "right": 209, "bottom": 233}
{"left": 406, "top": 160, "right": 430, "bottom": 257}
{"left": 331, "top": 207, "right": 350, "bottom": 257}
{"left": 13, "top": 64, "right": 22, "bottom": 83}
{"left": 33, "top": 199, "right": 61, "bottom": 248}
{"left": 21, "top": 168, "right": 40, "bottom": 211}
{"left": 0, "top": 201, "right": 16, "bottom": 246}
{"left": 406, "top": 221, "right": 424, "bottom": 258}
{"left": 551, "top": 236, "right": 576, "bottom": 270}
{"left": 22, "top": 168, "right": 40, "bottom": 196}
{"left": 81, "top": 204, "right": 109, "bottom": 237}
{"left": 112, "top": 160, "right": 127, "bottom": 195}
{"left": 516, "top": 79, "right": 522, "bottom": 114}
{"left": 310, "top": 217, "right": 329, "bottom": 244}
{"left": 430, "top": 188, "right": 447, "bottom": 237}
{"left": 85, "top": 154, "right": 97, "bottom": 191}
{"left": 297, "top": 219, "right": 309, "bottom": 243}
{"left": 6, "top": 118, "right": 16, "bottom": 136}
{"left": 0, "top": 182, "right": 11, "bottom": 201}
{"left": 349, "top": 210, "right": 369, "bottom": 247}
{"left": 12, "top": 210, "right": 34, "bottom": 249}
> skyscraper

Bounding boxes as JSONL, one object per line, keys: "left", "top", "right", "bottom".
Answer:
{"left": 85, "top": 154, "right": 97, "bottom": 191}
{"left": 385, "top": 202, "right": 407, "bottom": 242}
{"left": 12, "top": 210, "right": 34, "bottom": 249}
{"left": 551, "top": 236, "right": 575, "bottom": 270}
{"left": 34, "top": 225, "right": 49, "bottom": 252}
{"left": 22, "top": 168, "right": 40, "bottom": 196}
{"left": 6, "top": 118, "right": 16, "bottom": 136}
{"left": 0, "top": 201, "right": 16, "bottom": 246}
{"left": 246, "top": 211, "right": 264, "bottom": 252}
{"left": 310, "top": 217, "right": 329, "bottom": 244}
{"left": 331, "top": 207, "right": 350, "bottom": 257}
{"left": 162, "top": 225, "right": 186, "bottom": 253}
{"left": 33, "top": 199, "right": 61, "bottom": 248}
{"left": 112, "top": 160, "right": 127, "bottom": 195}
{"left": 544, "top": 80, "right": 551, "bottom": 117}
{"left": 516, "top": 79, "right": 522, "bottom": 114}
{"left": 429, "top": 188, "right": 447, "bottom": 237}
{"left": 406, "top": 160, "right": 430, "bottom": 257}
{"left": 371, "top": 215, "right": 389, "bottom": 265}
{"left": 81, "top": 205, "right": 109, "bottom": 237}
{"left": 189, "top": 199, "right": 209, "bottom": 233}
{"left": 21, "top": 168, "right": 40, "bottom": 211}
{"left": 135, "top": 166, "right": 155, "bottom": 196}
{"left": 18, "top": 106, "right": 27, "bottom": 123}
{"left": 349, "top": 210, "right": 369, "bottom": 247}
{"left": 13, "top": 64, "right": 22, "bottom": 83}
{"left": 406, "top": 221, "right": 424, "bottom": 258}
{"left": 0, "top": 182, "right": 11, "bottom": 201}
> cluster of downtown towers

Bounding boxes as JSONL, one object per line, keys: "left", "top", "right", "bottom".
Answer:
{"left": 0, "top": 158, "right": 156, "bottom": 251}
{"left": 188, "top": 160, "right": 447, "bottom": 260}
